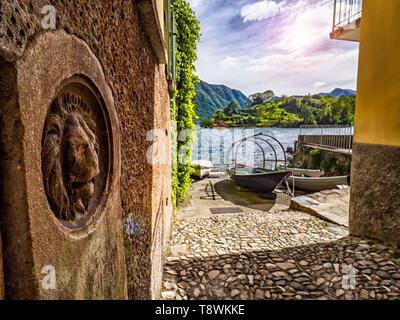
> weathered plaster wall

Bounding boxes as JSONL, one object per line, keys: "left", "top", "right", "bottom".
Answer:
{"left": 350, "top": 0, "right": 400, "bottom": 246}
{"left": 0, "top": 0, "right": 172, "bottom": 299}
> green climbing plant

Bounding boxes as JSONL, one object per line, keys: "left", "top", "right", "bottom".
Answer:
{"left": 171, "top": 0, "right": 200, "bottom": 209}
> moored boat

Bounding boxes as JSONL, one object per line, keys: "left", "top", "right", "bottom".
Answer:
{"left": 278, "top": 165, "right": 325, "bottom": 177}
{"left": 287, "top": 175, "right": 349, "bottom": 192}
{"left": 191, "top": 160, "right": 213, "bottom": 179}
{"left": 229, "top": 166, "right": 290, "bottom": 194}
{"left": 226, "top": 133, "right": 290, "bottom": 195}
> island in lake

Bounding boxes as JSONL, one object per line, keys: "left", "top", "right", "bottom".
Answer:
{"left": 199, "top": 89, "right": 356, "bottom": 128}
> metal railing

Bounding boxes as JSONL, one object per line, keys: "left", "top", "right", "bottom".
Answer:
{"left": 300, "top": 125, "right": 354, "bottom": 136}
{"left": 332, "top": 0, "right": 362, "bottom": 32}
{"left": 299, "top": 125, "right": 353, "bottom": 151}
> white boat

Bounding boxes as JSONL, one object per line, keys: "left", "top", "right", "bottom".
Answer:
{"left": 191, "top": 160, "right": 213, "bottom": 179}
{"left": 288, "top": 175, "right": 349, "bottom": 192}
{"left": 278, "top": 166, "right": 325, "bottom": 178}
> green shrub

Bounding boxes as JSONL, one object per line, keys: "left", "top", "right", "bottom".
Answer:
{"left": 171, "top": 0, "right": 200, "bottom": 209}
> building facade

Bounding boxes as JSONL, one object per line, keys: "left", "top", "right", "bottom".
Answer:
{"left": 332, "top": 0, "right": 400, "bottom": 247}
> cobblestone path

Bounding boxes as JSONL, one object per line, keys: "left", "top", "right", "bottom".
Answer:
{"left": 161, "top": 209, "right": 400, "bottom": 300}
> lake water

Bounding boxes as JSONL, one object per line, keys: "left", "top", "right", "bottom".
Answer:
{"left": 191, "top": 126, "right": 300, "bottom": 171}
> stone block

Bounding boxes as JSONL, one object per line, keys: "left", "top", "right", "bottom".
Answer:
{"left": 0, "top": 31, "right": 126, "bottom": 299}
{"left": 350, "top": 142, "right": 400, "bottom": 247}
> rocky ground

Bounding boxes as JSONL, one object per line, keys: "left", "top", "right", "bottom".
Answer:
{"left": 161, "top": 209, "right": 400, "bottom": 300}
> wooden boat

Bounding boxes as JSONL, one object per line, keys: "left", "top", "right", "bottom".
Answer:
{"left": 226, "top": 133, "right": 291, "bottom": 194}
{"left": 229, "top": 166, "right": 290, "bottom": 194}
{"left": 278, "top": 165, "right": 325, "bottom": 177}
{"left": 287, "top": 175, "right": 349, "bottom": 192}
{"left": 191, "top": 160, "right": 213, "bottom": 179}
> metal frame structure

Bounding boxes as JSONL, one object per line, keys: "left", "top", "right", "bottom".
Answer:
{"left": 225, "top": 133, "right": 287, "bottom": 170}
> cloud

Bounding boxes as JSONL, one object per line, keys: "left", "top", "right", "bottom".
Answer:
{"left": 220, "top": 56, "right": 250, "bottom": 67}
{"left": 253, "top": 0, "right": 333, "bottom": 55}
{"left": 214, "top": 47, "right": 359, "bottom": 96}
{"left": 241, "top": 0, "right": 283, "bottom": 22}
{"left": 188, "top": 0, "right": 202, "bottom": 9}
{"left": 313, "top": 82, "right": 327, "bottom": 88}
{"left": 192, "top": 0, "right": 359, "bottom": 96}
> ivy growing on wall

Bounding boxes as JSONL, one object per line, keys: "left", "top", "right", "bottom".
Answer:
{"left": 171, "top": 0, "right": 200, "bottom": 209}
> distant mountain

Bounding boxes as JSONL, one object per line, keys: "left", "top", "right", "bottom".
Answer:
{"left": 320, "top": 88, "right": 356, "bottom": 98}
{"left": 194, "top": 80, "right": 249, "bottom": 120}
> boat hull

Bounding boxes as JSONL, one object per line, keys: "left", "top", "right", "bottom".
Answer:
{"left": 278, "top": 166, "right": 325, "bottom": 177}
{"left": 191, "top": 160, "right": 213, "bottom": 179}
{"left": 192, "top": 167, "right": 212, "bottom": 179}
{"left": 230, "top": 171, "right": 290, "bottom": 194}
{"left": 288, "top": 175, "right": 349, "bottom": 192}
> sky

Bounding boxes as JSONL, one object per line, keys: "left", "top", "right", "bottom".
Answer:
{"left": 187, "top": 0, "right": 359, "bottom": 96}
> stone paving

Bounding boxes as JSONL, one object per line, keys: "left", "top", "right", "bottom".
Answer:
{"left": 290, "top": 187, "right": 350, "bottom": 227}
{"left": 161, "top": 209, "right": 400, "bottom": 300}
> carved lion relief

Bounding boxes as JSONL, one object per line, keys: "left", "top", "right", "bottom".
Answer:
{"left": 41, "top": 77, "right": 110, "bottom": 227}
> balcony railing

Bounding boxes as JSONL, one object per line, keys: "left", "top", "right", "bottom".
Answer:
{"left": 299, "top": 125, "right": 354, "bottom": 136}
{"left": 330, "top": 0, "right": 362, "bottom": 42}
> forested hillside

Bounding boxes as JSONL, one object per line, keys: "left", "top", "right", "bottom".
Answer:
{"left": 200, "top": 90, "right": 356, "bottom": 128}
{"left": 194, "top": 80, "right": 249, "bottom": 119}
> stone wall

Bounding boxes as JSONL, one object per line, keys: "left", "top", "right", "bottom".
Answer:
{"left": 350, "top": 143, "right": 400, "bottom": 247}
{"left": 349, "top": 1, "right": 400, "bottom": 247}
{"left": 149, "top": 64, "right": 173, "bottom": 299}
{"left": 0, "top": 0, "right": 172, "bottom": 299}
{"left": 293, "top": 146, "right": 352, "bottom": 177}
{"left": 0, "top": 230, "right": 3, "bottom": 300}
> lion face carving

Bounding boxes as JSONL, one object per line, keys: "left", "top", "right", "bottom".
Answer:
{"left": 42, "top": 93, "right": 100, "bottom": 222}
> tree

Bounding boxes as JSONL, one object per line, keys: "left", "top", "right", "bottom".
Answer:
{"left": 214, "top": 109, "right": 224, "bottom": 120}
{"left": 232, "top": 114, "right": 241, "bottom": 124}
{"left": 299, "top": 105, "right": 316, "bottom": 125}
{"left": 249, "top": 90, "right": 275, "bottom": 106}
{"left": 255, "top": 105, "right": 267, "bottom": 119}
{"left": 263, "top": 90, "right": 275, "bottom": 103}
{"left": 200, "top": 118, "right": 214, "bottom": 128}
{"left": 223, "top": 100, "right": 240, "bottom": 116}
{"left": 311, "top": 94, "right": 323, "bottom": 100}
{"left": 249, "top": 93, "right": 265, "bottom": 106}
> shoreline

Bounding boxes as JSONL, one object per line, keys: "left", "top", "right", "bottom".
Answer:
{"left": 199, "top": 125, "right": 301, "bottom": 129}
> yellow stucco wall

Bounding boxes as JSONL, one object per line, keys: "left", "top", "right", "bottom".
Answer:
{"left": 354, "top": 0, "right": 400, "bottom": 146}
